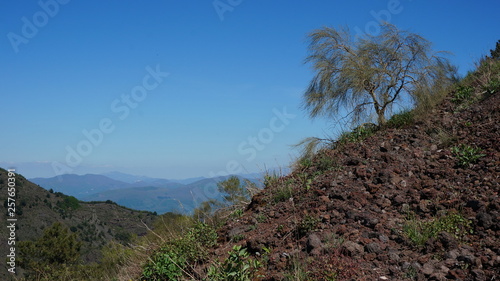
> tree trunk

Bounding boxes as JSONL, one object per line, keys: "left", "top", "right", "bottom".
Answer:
{"left": 377, "top": 111, "right": 386, "bottom": 125}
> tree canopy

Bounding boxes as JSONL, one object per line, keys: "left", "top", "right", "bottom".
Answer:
{"left": 303, "top": 23, "right": 455, "bottom": 126}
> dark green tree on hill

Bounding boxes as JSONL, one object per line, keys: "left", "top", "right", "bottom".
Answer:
{"left": 19, "top": 222, "right": 82, "bottom": 278}
{"left": 303, "top": 23, "right": 455, "bottom": 126}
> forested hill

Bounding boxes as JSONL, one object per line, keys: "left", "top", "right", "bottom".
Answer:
{"left": 0, "top": 168, "right": 156, "bottom": 280}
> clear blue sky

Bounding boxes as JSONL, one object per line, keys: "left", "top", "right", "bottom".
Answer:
{"left": 1, "top": 0, "right": 498, "bottom": 179}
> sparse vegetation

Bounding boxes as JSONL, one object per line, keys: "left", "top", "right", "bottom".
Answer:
{"left": 451, "top": 144, "right": 485, "bottom": 167}
{"left": 283, "top": 257, "right": 310, "bottom": 281}
{"left": 140, "top": 221, "right": 218, "bottom": 280}
{"left": 273, "top": 180, "right": 294, "bottom": 203}
{"left": 338, "top": 123, "right": 378, "bottom": 144}
{"left": 403, "top": 211, "right": 472, "bottom": 247}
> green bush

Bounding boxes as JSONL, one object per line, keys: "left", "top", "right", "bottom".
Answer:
{"left": 206, "top": 245, "right": 262, "bottom": 281}
{"left": 451, "top": 144, "right": 485, "bottom": 167}
{"left": 188, "top": 222, "right": 218, "bottom": 248}
{"left": 141, "top": 249, "right": 186, "bottom": 280}
{"left": 19, "top": 222, "right": 82, "bottom": 279}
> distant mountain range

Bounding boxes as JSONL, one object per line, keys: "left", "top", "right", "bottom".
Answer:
{"left": 30, "top": 172, "right": 264, "bottom": 214}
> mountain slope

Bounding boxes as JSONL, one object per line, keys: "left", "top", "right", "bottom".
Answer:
{"left": 0, "top": 169, "right": 156, "bottom": 280}
{"left": 203, "top": 92, "right": 500, "bottom": 280}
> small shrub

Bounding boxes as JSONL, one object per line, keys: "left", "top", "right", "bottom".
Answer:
{"left": 206, "top": 245, "right": 262, "bottom": 281}
{"left": 140, "top": 222, "right": 217, "bottom": 280}
{"left": 296, "top": 215, "right": 320, "bottom": 237}
{"left": 452, "top": 85, "right": 473, "bottom": 104}
{"left": 141, "top": 249, "right": 186, "bottom": 280}
{"left": 451, "top": 144, "right": 485, "bottom": 167}
{"left": 188, "top": 222, "right": 218, "bottom": 248}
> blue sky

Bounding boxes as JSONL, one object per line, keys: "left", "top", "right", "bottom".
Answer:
{"left": 1, "top": 0, "right": 498, "bottom": 179}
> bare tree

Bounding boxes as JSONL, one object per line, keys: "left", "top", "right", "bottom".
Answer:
{"left": 303, "top": 23, "right": 455, "bottom": 126}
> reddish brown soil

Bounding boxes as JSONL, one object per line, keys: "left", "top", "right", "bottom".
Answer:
{"left": 207, "top": 92, "right": 499, "bottom": 280}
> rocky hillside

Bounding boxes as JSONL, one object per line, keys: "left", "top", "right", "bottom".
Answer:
{"left": 206, "top": 90, "right": 499, "bottom": 280}
{"left": 0, "top": 169, "right": 156, "bottom": 280}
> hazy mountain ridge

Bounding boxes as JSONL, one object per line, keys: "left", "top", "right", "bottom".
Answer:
{"left": 30, "top": 174, "right": 130, "bottom": 197}
{"left": 83, "top": 176, "right": 262, "bottom": 214}
{"left": 30, "top": 172, "right": 263, "bottom": 214}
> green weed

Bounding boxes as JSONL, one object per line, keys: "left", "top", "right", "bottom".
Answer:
{"left": 403, "top": 211, "right": 472, "bottom": 247}
{"left": 451, "top": 144, "right": 485, "bottom": 167}
{"left": 452, "top": 85, "right": 474, "bottom": 104}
